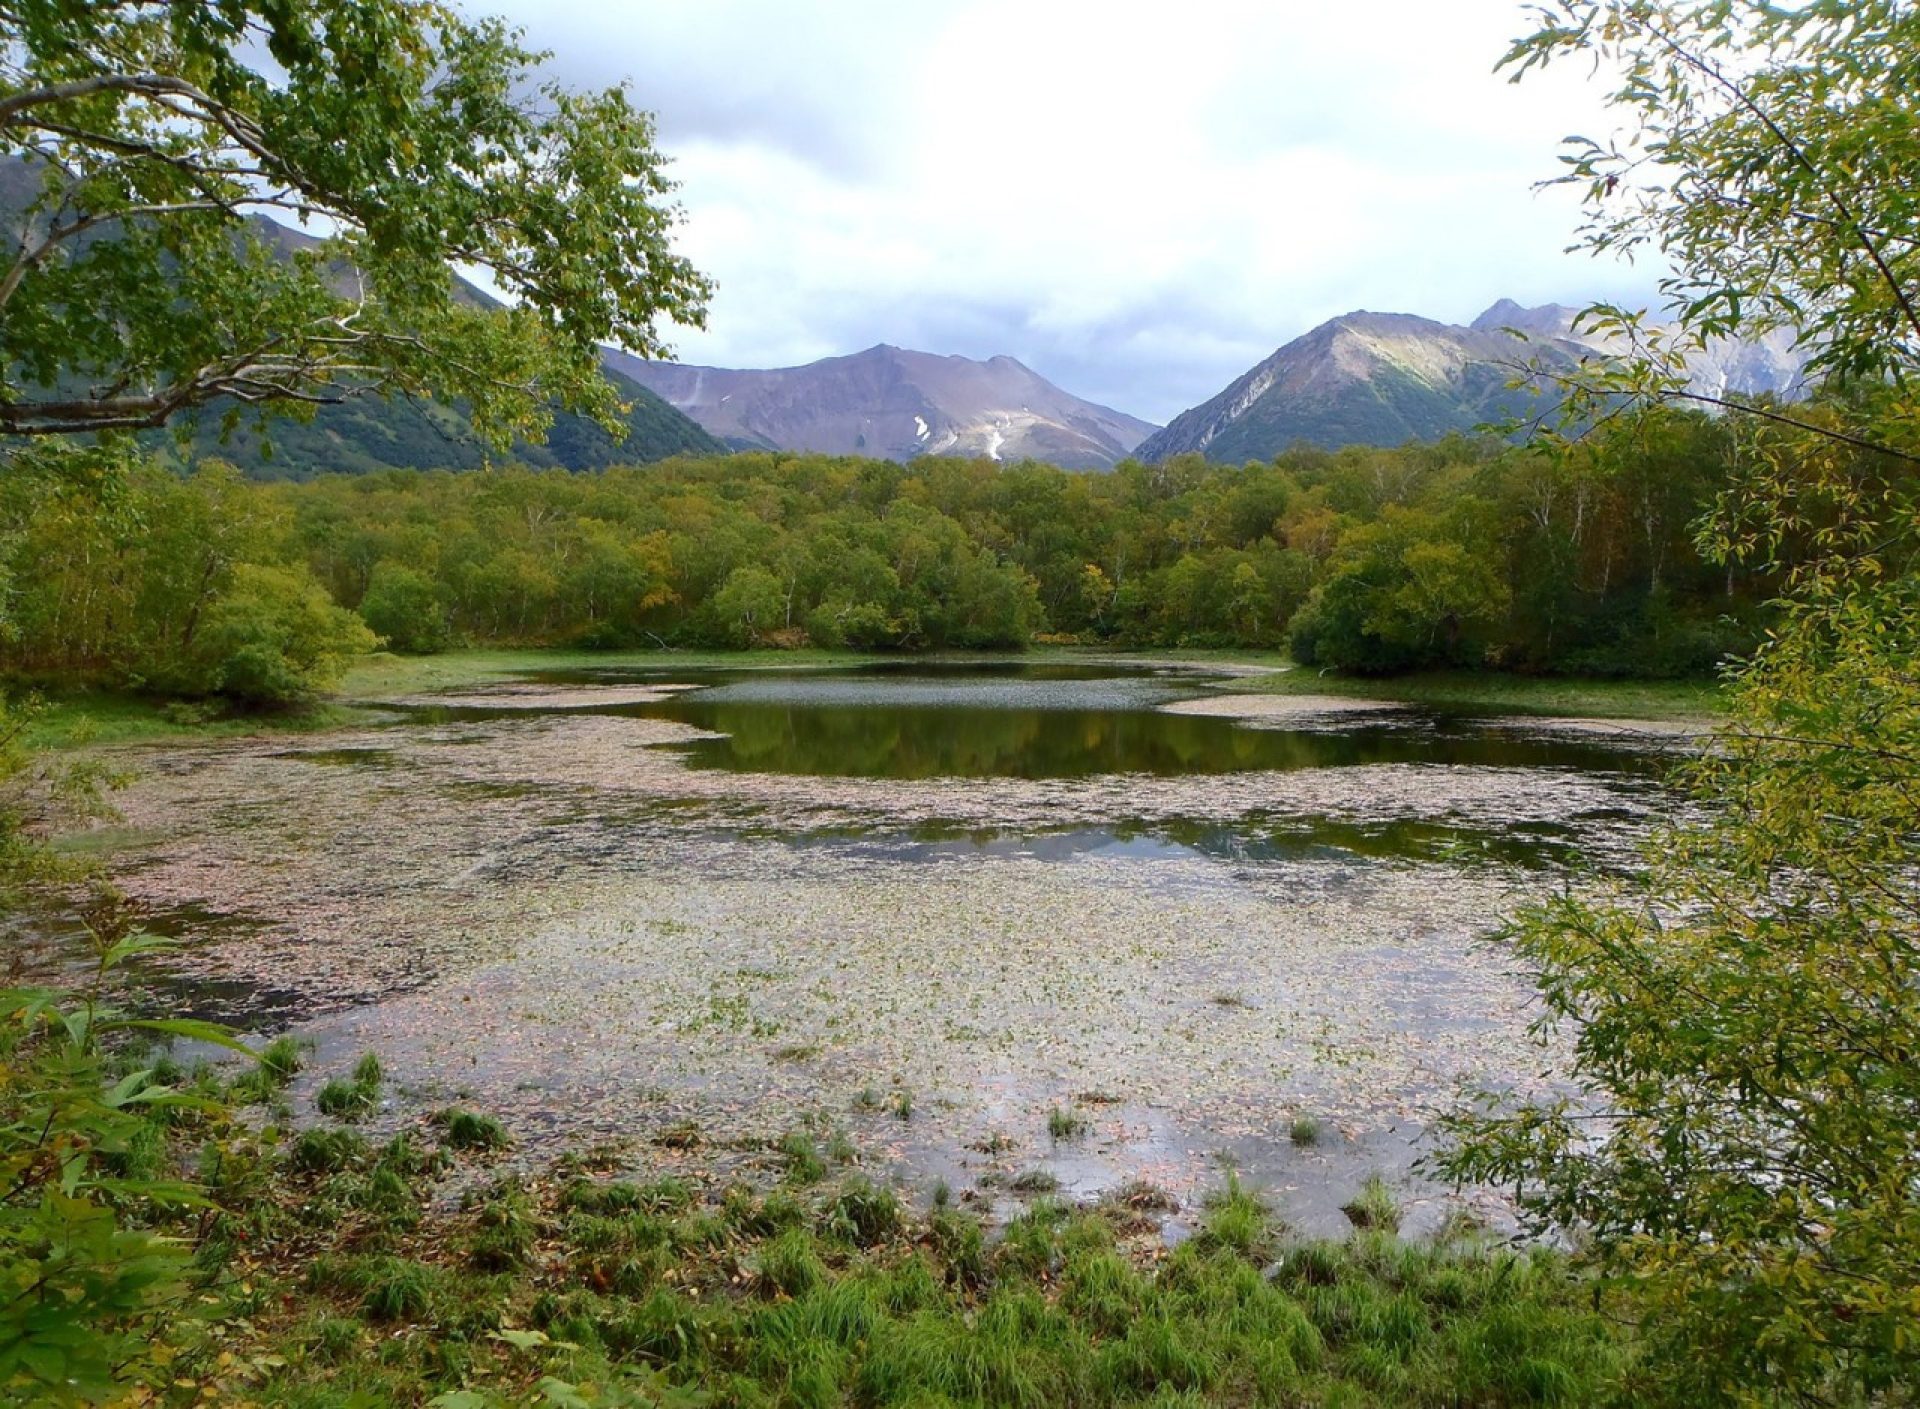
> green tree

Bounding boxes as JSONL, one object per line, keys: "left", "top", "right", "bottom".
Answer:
{"left": 0, "top": 0, "right": 709, "bottom": 444}
{"left": 181, "top": 563, "right": 376, "bottom": 707}
{"left": 359, "top": 560, "right": 452, "bottom": 655}
{"left": 710, "top": 564, "right": 787, "bottom": 648}
{"left": 1441, "top": 4, "right": 1920, "bottom": 1401}
{"left": 1290, "top": 508, "right": 1509, "bottom": 672}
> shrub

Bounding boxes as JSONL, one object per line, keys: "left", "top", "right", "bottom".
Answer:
{"left": 358, "top": 561, "right": 452, "bottom": 654}
{"left": 180, "top": 564, "right": 377, "bottom": 708}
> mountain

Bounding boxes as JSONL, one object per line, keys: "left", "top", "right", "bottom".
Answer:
{"left": 603, "top": 344, "right": 1159, "bottom": 471}
{"left": 157, "top": 363, "right": 725, "bottom": 481}
{"left": 1468, "top": 299, "right": 1807, "bottom": 401}
{"left": 0, "top": 155, "right": 725, "bottom": 476}
{"left": 1139, "top": 301, "right": 1812, "bottom": 463}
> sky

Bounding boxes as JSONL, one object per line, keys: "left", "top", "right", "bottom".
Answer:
{"left": 477, "top": 0, "right": 1652, "bottom": 425}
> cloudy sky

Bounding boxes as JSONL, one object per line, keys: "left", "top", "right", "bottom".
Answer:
{"left": 480, "top": 1, "right": 1649, "bottom": 424}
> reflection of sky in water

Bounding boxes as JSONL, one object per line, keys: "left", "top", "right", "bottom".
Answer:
{"left": 401, "top": 662, "right": 1688, "bottom": 784}
{"left": 774, "top": 816, "right": 1599, "bottom": 874}
{"left": 666, "top": 670, "right": 1200, "bottom": 713}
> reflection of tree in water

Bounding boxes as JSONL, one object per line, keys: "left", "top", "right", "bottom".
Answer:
{"left": 676, "top": 704, "right": 1048, "bottom": 778}
{"left": 656, "top": 694, "right": 1666, "bottom": 782}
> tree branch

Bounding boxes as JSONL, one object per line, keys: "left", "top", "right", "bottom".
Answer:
{"left": 1640, "top": 17, "right": 1920, "bottom": 362}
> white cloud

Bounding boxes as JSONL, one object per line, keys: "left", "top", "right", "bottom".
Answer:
{"left": 474, "top": 0, "right": 1652, "bottom": 422}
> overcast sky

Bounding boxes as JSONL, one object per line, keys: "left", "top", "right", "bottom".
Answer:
{"left": 478, "top": 1, "right": 1650, "bottom": 424}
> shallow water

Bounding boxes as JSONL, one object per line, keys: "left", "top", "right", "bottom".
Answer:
{"left": 74, "top": 661, "right": 1690, "bottom": 1235}
{"left": 487, "top": 661, "right": 1674, "bottom": 781}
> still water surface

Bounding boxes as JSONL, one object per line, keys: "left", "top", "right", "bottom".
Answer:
{"left": 485, "top": 660, "right": 1672, "bottom": 780}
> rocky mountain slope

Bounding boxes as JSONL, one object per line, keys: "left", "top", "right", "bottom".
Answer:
{"left": 1470, "top": 299, "right": 1807, "bottom": 400}
{"left": 1139, "top": 300, "right": 1811, "bottom": 463}
{"left": 603, "top": 343, "right": 1158, "bottom": 471}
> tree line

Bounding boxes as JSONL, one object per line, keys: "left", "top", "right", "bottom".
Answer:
{"left": 0, "top": 406, "right": 1786, "bottom": 706}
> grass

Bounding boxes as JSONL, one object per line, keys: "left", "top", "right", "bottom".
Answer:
{"left": 1048, "top": 1107, "right": 1091, "bottom": 1140}
{"left": 1240, "top": 662, "right": 1724, "bottom": 722}
{"left": 1341, "top": 1174, "right": 1404, "bottom": 1234}
{"left": 778, "top": 1130, "right": 827, "bottom": 1187}
{"left": 315, "top": 1078, "right": 377, "bottom": 1121}
{"left": 104, "top": 1064, "right": 1635, "bottom": 1408}
{"left": 1290, "top": 1115, "right": 1324, "bottom": 1147}
{"left": 1198, "top": 1179, "right": 1278, "bottom": 1261}
{"left": 258, "top": 1036, "right": 306, "bottom": 1083}
{"left": 826, "top": 1129, "right": 860, "bottom": 1166}
{"left": 1009, "top": 1169, "right": 1062, "bottom": 1195}
{"left": 314, "top": 1051, "right": 385, "bottom": 1121}
{"left": 231, "top": 1034, "right": 306, "bottom": 1105}
{"left": 401, "top": 1181, "right": 1614, "bottom": 1403}
{"left": 19, "top": 688, "right": 367, "bottom": 751}
{"left": 434, "top": 1108, "right": 510, "bottom": 1152}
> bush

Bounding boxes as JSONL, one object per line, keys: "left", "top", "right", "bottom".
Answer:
{"left": 0, "top": 941, "right": 249, "bottom": 1402}
{"left": 181, "top": 564, "right": 377, "bottom": 708}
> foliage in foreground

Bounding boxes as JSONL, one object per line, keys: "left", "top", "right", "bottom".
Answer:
{"left": 5, "top": 1057, "right": 1630, "bottom": 1408}
{"left": 0, "top": 708, "right": 252, "bottom": 1401}
{"left": 0, "top": 0, "right": 709, "bottom": 443}
{"left": 1442, "top": 3, "right": 1920, "bottom": 1404}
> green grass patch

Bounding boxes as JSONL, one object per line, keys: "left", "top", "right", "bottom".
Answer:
{"left": 1048, "top": 1106, "right": 1091, "bottom": 1140}
{"left": 1242, "top": 663, "right": 1724, "bottom": 721}
{"left": 434, "top": 1108, "right": 510, "bottom": 1152}
{"left": 21, "top": 688, "right": 368, "bottom": 751}
{"left": 167, "top": 1104, "right": 1633, "bottom": 1409}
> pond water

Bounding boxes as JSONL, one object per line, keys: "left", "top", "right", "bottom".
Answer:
{"left": 76, "top": 660, "right": 1697, "bottom": 1235}
{"left": 402, "top": 661, "right": 1671, "bottom": 782}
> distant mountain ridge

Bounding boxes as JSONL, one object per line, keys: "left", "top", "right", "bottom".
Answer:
{"left": 604, "top": 343, "right": 1158, "bottom": 471}
{"left": 1138, "top": 300, "right": 1811, "bottom": 463}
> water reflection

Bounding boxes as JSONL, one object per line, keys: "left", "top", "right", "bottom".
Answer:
{"left": 399, "top": 662, "right": 1680, "bottom": 783}
{"left": 639, "top": 673, "right": 1672, "bottom": 780}
{"left": 777, "top": 814, "right": 1595, "bottom": 872}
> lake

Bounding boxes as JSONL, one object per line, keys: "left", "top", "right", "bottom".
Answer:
{"left": 84, "top": 660, "right": 1694, "bottom": 1235}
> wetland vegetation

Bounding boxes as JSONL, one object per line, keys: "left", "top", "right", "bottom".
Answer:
{"left": 0, "top": 652, "right": 1695, "bottom": 1403}
{"left": 6, "top": 1, "right": 1920, "bottom": 1406}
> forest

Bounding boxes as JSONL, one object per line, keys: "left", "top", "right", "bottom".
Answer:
{"left": 0, "top": 403, "right": 1786, "bottom": 708}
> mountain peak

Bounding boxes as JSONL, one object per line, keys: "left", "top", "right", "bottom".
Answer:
{"left": 1138, "top": 299, "right": 1812, "bottom": 463}
{"left": 1469, "top": 299, "right": 1581, "bottom": 336}
{"left": 1470, "top": 297, "right": 1530, "bottom": 329}
{"left": 603, "top": 345, "right": 1158, "bottom": 470}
